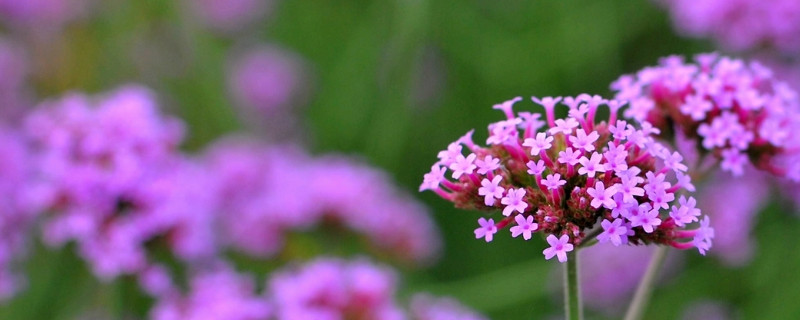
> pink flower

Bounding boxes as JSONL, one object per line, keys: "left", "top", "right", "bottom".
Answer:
{"left": 474, "top": 218, "right": 498, "bottom": 242}
{"left": 501, "top": 188, "right": 528, "bottom": 216}
{"left": 523, "top": 132, "right": 554, "bottom": 155}
{"left": 542, "top": 173, "right": 566, "bottom": 191}
{"left": 629, "top": 204, "right": 662, "bottom": 233}
{"left": 569, "top": 129, "right": 600, "bottom": 152}
{"left": 598, "top": 219, "right": 628, "bottom": 246}
{"left": 475, "top": 155, "right": 500, "bottom": 175}
{"left": 449, "top": 153, "right": 477, "bottom": 179}
{"left": 510, "top": 215, "right": 538, "bottom": 240}
{"left": 587, "top": 181, "right": 617, "bottom": 209}
{"left": 477, "top": 176, "right": 505, "bottom": 206}
{"left": 578, "top": 152, "right": 605, "bottom": 177}
{"left": 543, "top": 234, "right": 574, "bottom": 262}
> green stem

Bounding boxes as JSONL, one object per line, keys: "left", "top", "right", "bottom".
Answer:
{"left": 623, "top": 246, "right": 668, "bottom": 320}
{"left": 564, "top": 249, "right": 582, "bottom": 320}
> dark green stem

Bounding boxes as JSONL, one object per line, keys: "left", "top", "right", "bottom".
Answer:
{"left": 564, "top": 249, "right": 582, "bottom": 320}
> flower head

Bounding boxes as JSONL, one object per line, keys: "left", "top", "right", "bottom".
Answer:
{"left": 611, "top": 54, "right": 800, "bottom": 180}
{"left": 420, "top": 95, "right": 714, "bottom": 262}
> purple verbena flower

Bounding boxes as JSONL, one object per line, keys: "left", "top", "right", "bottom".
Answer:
{"left": 474, "top": 218, "right": 498, "bottom": 242}
{"left": 543, "top": 234, "right": 574, "bottom": 262}
{"left": 611, "top": 54, "right": 800, "bottom": 180}
{"left": 420, "top": 95, "right": 715, "bottom": 262}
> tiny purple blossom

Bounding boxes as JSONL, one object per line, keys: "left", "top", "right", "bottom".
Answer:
{"left": 608, "top": 120, "right": 632, "bottom": 140}
{"left": 542, "top": 173, "right": 566, "bottom": 191}
{"left": 526, "top": 160, "right": 546, "bottom": 176}
{"left": 670, "top": 196, "right": 701, "bottom": 227}
{"left": 598, "top": 219, "right": 628, "bottom": 246}
{"left": 721, "top": 149, "right": 747, "bottom": 176}
{"left": 510, "top": 215, "right": 538, "bottom": 240}
{"left": 543, "top": 234, "right": 574, "bottom": 263}
{"left": 522, "top": 132, "right": 553, "bottom": 155}
{"left": 474, "top": 218, "right": 498, "bottom": 242}
{"left": 449, "top": 153, "right": 477, "bottom": 179}
{"left": 436, "top": 143, "right": 462, "bottom": 166}
{"left": 419, "top": 165, "right": 446, "bottom": 191}
{"left": 475, "top": 155, "right": 500, "bottom": 175}
{"left": 500, "top": 188, "right": 528, "bottom": 216}
{"left": 587, "top": 181, "right": 617, "bottom": 209}
{"left": 630, "top": 204, "right": 662, "bottom": 233}
{"left": 650, "top": 189, "right": 675, "bottom": 210}
{"left": 478, "top": 176, "right": 505, "bottom": 206}
{"left": 616, "top": 176, "right": 645, "bottom": 204}
{"left": 492, "top": 97, "right": 522, "bottom": 119}
{"left": 569, "top": 129, "right": 600, "bottom": 152}
{"left": 558, "top": 148, "right": 581, "bottom": 166}
{"left": 549, "top": 118, "right": 580, "bottom": 135}
{"left": 531, "top": 96, "right": 563, "bottom": 112}
{"left": 578, "top": 152, "right": 605, "bottom": 177}
{"left": 680, "top": 94, "right": 713, "bottom": 121}
{"left": 662, "top": 151, "right": 689, "bottom": 172}
{"left": 693, "top": 216, "right": 715, "bottom": 255}
{"left": 676, "top": 172, "right": 696, "bottom": 192}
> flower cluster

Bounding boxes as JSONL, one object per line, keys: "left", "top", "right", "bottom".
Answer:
{"left": 409, "top": 294, "right": 487, "bottom": 320}
{"left": 227, "top": 46, "right": 306, "bottom": 117}
{"left": 267, "top": 258, "right": 486, "bottom": 320}
{"left": 268, "top": 258, "right": 404, "bottom": 319}
{"left": 658, "top": 0, "right": 800, "bottom": 54}
{"left": 206, "top": 138, "right": 440, "bottom": 264}
{"left": 151, "top": 267, "right": 272, "bottom": 320}
{"left": 23, "top": 85, "right": 215, "bottom": 279}
{"left": 695, "top": 169, "right": 769, "bottom": 266}
{"left": 612, "top": 54, "right": 800, "bottom": 180}
{"left": 421, "top": 95, "right": 714, "bottom": 261}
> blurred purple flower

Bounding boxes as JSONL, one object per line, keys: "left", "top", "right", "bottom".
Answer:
{"left": 696, "top": 169, "right": 769, "bottom": 266}
{"left": 659, "top": 0, "right": 800, "bottom": 54}
{"left": 204, "top": 138, "right": 441, "bottom": 264}
{"left": 187, "top": 0, "right": 273, "bottom": 33}
{"left": 409, "top": 293, "right": 488, "bottom": 320}
{"left": 612, "top": 54, "right": 800, "bottom": 180}
{"left": 23, "top": 85, "right": 211, "bottom": 280}
{"left": 228, "top": 45, "right": 307, "bottom": 117}
{"left": 268, "top": 258, "right": 404, "bottom": 320}
{"left": 151, "top": 266, "right": 271, "bottom": 320}
{"left": 579, "top": 245, "right": 681, "bottom": 316}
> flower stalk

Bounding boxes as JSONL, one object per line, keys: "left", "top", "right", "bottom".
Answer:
{"left": 564, "top": 249, "right": 582, "bottom": 320}
{"left": 623, "top": 246, "right": 668, "bottom": 320}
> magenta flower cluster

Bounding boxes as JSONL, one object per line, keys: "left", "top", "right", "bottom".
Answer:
{"left": 206, "top": 138, "right": 441, "bottom": 264}
{"left": 16, "top": 85, "right": 438, "bottom": 288}
{"left": 153, "top": 258, "right": 486, "bottom": 320}
{"left": 659, "top": 0, "right": 800, "bottom": 53}
{"left": 421, "top": 95, "right": 714, "bottom": 262}
{"left": 24, "top": 86, "right": 190, "bottom": 279}
{"left": 612, "top": 53, "right": 800, "bottom": 180}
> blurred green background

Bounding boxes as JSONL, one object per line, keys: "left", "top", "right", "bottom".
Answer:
{"left": 2, "top": 0, "right": 798, "bottom": 319}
